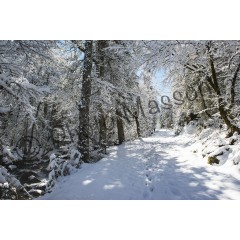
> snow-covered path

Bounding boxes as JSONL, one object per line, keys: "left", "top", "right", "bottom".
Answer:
{"left": 40, "top": 130, "right": 240, "bottom": 200}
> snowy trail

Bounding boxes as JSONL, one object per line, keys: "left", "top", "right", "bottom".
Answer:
{"left": 40, "top": 130, "right": 240, "bottom": 200}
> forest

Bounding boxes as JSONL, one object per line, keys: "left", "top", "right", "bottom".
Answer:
{"left": 1, "top": 40, "right": 240, "bottom": 200}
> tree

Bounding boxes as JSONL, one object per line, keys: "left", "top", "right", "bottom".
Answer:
{"left": 140, "top": 40, "right": 240, "bottom": 136}
{"left": 73, "top": 40, "right": 93, "bottom": 163}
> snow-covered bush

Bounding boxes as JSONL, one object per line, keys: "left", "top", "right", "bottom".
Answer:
{"left": 182, "top": 121, "right": 199, "bottom": 135}
{"left": 1, "top": 145, "right": 19, "bottom": 166}
{"left": 0, "top": 166, "right": 25, "bottom": 199}
{"left": 46, "top": 149, "right": 81, "bottom": 191}
{"left": 229, "top": 149, "right": 240, "bottom": 165}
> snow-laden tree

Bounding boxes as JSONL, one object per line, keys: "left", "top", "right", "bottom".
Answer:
{"left": 137, "top": 40, "right": 240, "bottom": 136}
{"left": 68, "top": 40, "right": 159, "bottom": 162}
{"left": 0, "top": 41, "right": 56, "bottom": 157}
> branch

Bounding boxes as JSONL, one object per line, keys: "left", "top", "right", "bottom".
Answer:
{"left": 71, "top": 40, "right": 99, "bottom": 64}
{"left": 230, "top": 57, "right": 240, "bottom": 108}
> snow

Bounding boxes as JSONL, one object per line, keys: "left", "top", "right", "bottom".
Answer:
{"left": 230, "top": 148, "right": 240, "bottom": 165}
{"left": 39, "top": 130, "right": 240, "bottom": 200}
{"left": 3, "top": 146, "right": 18, "bottom": 161}
{"left": 0, "top": 171, "right": 6, "bottom": 184}
{"left": 0, "top": 166, "right": 21, "bottom": 188}
{"left": 70, "top": 148, "right": 81, "bottom": 165}
{"left": 8, "top": 165, "right": 17, "bottom": 170}
{"left": 0, "top": 106, "right": 10, "bottom": 114}
{"left": 21, "top": 81, "right": 51, "bottom": 94}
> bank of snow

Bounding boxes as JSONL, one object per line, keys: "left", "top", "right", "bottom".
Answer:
{"left": 39, "top": 129, "right": 240, "bottom": 200}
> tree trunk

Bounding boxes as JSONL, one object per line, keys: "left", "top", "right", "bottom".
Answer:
{"left": 198, "top": 83, "right": 212, "bottom": 118}
{"left": 116, "top": 109, "right": 125, "bottom": 144}
{"left": 78, "top": 40, "right": 93, "bottom": 163}
{"left": 134, "top": 111, "right": 141, "bottom": 137}
{"left": 97, "top": 40, "right": 108, "bottom": 154}
{"left": 99, "top": 113, "right": 107, "bottom": 154}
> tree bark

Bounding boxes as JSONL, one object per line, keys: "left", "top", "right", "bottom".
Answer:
{"left": 134, "top": 111, "right": 141, "bottom": 137}
{"left": 97, "top": 41, "right": 108, "bottom": 154}
{"left": 99, "top": 113, "right": 107, "bottom": 153}
{"left": 116, "top": 109, "right": 125, "bottom": 144}
{"left": 198, "top": 83, "right": 212, "bottom": 118}
{"left": 78, "top": 40, "right": 93, "bottom": 163}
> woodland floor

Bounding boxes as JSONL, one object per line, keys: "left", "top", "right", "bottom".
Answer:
{"left": 39, "top": 130, "right": 240, "bottom": 200}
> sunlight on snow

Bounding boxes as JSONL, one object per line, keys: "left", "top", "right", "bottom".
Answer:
{"left": 82, "top": 179, "right": 94, "bottom": 186}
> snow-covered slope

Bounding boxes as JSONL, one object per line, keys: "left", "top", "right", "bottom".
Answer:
{"left": 39, "top": 130, "right": 240, "bottom": 200}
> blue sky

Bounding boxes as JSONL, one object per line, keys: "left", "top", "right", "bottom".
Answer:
{"left": 152, "top": 69, "right": 171, "bottom": 97}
